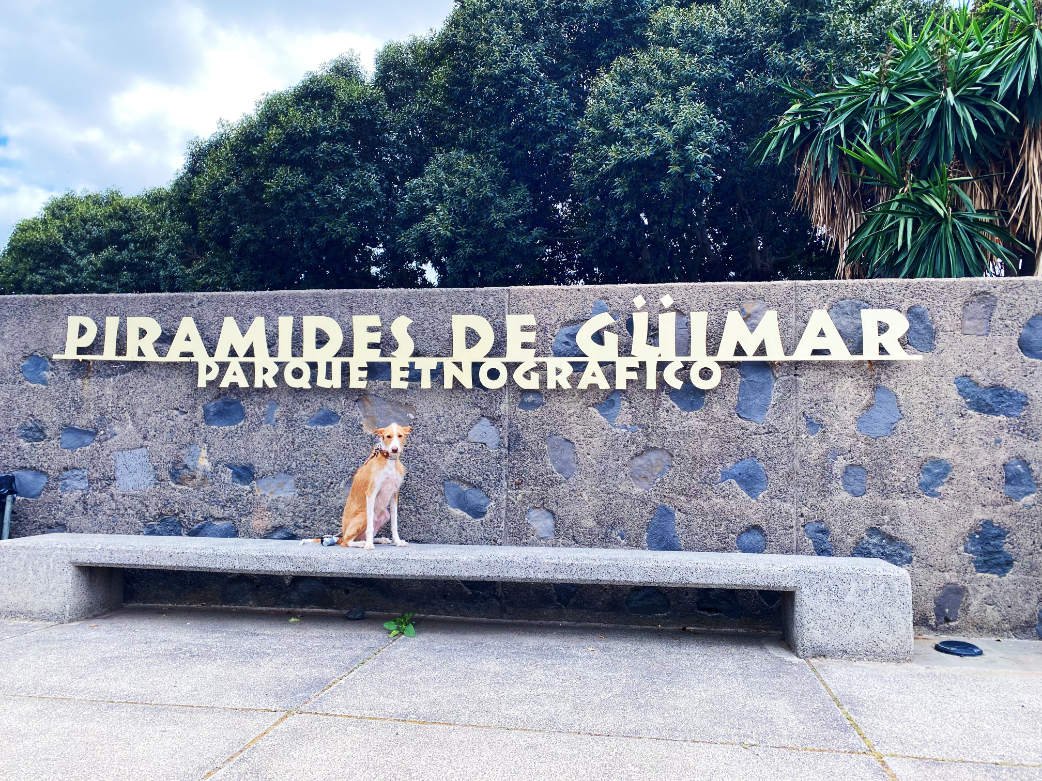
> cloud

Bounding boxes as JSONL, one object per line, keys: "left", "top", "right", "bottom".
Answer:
{"left": 0, "top": 174, "right": 58, "bottom": 239}
{"left": 0, "top": 0, "right": 452, "bottom": 246}
{"left": 108, "top": 6, "right": 383, "bottom": 154}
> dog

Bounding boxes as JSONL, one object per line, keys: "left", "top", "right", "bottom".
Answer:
{"left": 304, "top": 423, "right": 412, "bottom": 550}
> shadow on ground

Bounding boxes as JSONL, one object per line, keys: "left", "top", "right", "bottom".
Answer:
{"left": 124, "top": 569, "right": 786, "bottom": 632}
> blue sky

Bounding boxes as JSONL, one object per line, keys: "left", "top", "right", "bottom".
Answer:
{"left": 0, "top": 1, "right": 454, "bottom": 246}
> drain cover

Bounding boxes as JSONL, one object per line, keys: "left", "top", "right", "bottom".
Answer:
{"left": 934, "top": 640, "right": 983, "bottom": 657}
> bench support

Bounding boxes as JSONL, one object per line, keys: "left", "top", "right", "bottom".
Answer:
{"left": 784, "top": 575, "right": 913, "bottom": 661}
{"left": 0, "top": 546, "right": 122, "bottom": 623}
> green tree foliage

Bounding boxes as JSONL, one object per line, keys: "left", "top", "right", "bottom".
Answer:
{"left": 758, "top": 0, "right": 1042, "bottom": 277}
{"left": 172, "top": 56, "right": 396, "bottom": 291}
{"left": 394, "top": 150, "right": 545, "bottom": 286}
{"left": 572, "top": 48, "right": 726, "bottom": 282}
{"left": 378, "top": 0, "right": 659, "bottom": 284}
{"left": 574, "top": 0, "right": 931, "bottom": 283}
{"left": 4, "top": 0, "right": 956, "bottom": 294}
{"left": 0, "top": 189, "right": 188, "bottom": 294}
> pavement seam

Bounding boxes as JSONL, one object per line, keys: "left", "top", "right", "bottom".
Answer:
{"left": 0, "top": 691, "right": 282, "bottom": 715}
{"left": 201, "top": 635, "right": 400, "bottom": 780}
{"left": 0, "top": 622, "right": 58, "bottom": 643}
{"left": 883, "top": 752, "right": 1042, "bottom": 769}
{"left": 806, "top": 658, "right": 898, "bottom": 780}
{"left": 294, "top": 708, "right": 875, "bottom": 760}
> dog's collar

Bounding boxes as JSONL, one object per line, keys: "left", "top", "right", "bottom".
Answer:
{"left": 369, "top": 446, "right": 395, "bottom": 461}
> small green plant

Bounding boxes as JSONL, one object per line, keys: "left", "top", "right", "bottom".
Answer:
{"left": 383, "top": 612, "right": 416, "bottom": 638}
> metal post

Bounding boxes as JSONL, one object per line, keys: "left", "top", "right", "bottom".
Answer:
{"left": 0, "top": 473, "right": 15, "bottom": 540}
{"left": 1, "top": 494, "right": 12, "bottom": 540}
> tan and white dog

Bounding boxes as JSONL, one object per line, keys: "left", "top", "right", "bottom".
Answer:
{"left": 306, "top": 423, "right": 412, "bottom": 549}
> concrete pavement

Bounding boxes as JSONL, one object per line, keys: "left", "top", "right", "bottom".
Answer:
{"left": 0, "top": 608, "right": 1038, "bottom": 780}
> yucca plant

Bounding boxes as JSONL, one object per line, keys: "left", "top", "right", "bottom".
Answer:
{"left": 844, "top": 145, "right": 1021, "bottom": 276}
{"left": 757, "top": 0, "right": 1041, "bottom": 278}
{"left": 995, "top": 0, "right": 1042, "bottom": 265}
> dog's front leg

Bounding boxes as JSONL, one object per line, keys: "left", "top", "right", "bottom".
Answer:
{"left": 362, "top": 491, "right": 376, "bottom": 550}
{"left": 390, "top": 492, "right": 407, "bottom": 547}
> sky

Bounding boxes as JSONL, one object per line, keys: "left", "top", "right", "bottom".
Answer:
{"left": 0, "top": 1, "right": 454, "bottom": 246}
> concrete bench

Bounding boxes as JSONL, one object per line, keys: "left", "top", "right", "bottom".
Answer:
{"left": 0, "top": 533, "right": 912, "bottom": 661}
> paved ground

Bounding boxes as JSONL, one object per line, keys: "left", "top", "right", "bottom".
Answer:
{"left": 0, "top": 608, "right": 1039, "bottom": 780}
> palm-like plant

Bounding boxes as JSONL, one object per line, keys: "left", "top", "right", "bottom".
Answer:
{"left": 758, "top": 0, "right": 1042, "bottom": 278}
{"left": 994, "top": 0, "right": 1042, "bottom": 264}
{"left": 845, "top": 146, "right": 1021, "bottom": 277}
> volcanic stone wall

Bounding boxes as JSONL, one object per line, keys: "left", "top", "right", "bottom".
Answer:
{"left": 1, "top": 279, "right": 1040, "bottom": 636}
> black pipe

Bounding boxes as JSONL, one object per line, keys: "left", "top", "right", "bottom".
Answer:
{"left": 0, "top": 474, "right": 15, "bottom": 540}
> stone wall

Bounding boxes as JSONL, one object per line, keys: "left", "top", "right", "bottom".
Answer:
{"left": 1, "top": 279, "right": 1039, "bottom": 636}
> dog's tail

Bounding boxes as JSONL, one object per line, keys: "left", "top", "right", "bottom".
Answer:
{"left": 300, "top": 535, "right": 341, "bottom": 546}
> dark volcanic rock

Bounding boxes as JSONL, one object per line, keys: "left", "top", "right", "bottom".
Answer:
{"left": 852, "top": 527, "right": 912, "bottom": 567}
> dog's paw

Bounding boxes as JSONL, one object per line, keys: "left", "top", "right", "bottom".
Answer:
{"left": 363, "top": 542, "right": 375, "bottom": 550}
{"left": 394, "top": 539, "right": 409, "bottom": 547}
{"left": 374, "top": 537, "right": 393, "bottom": 545}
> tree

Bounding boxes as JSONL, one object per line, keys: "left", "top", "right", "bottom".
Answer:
{"left": 573, "top": 0, "right": 932, "bottom": 284}
{"left": 172, "top": 56, "right": 403, "bottom": 291}
{"left": 4, "top": 0, "right": 950, "bottom": 293}
{"left": 373, "top": 35, "right": 449, "bottom": 186}
{"left": 758, "top": 0, "right": 1042, "bottom": 277}
{"left": 0, "top": 189, "right": 189, "bottom": 294}
{"left": 572, "top": 48, "right": 726, "bottom": 282}
{"left": 393, "top": 150, "right": 546, "bottom": 286}
{"left": 377, "top": 0, "right": 661, "bottom": 285}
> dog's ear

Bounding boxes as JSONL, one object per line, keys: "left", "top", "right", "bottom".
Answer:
{"left": 373, "top": 426, "right": 386, "bottom": 437}
{"left": 401, "top": 425, "right": 412, "bottom": 436}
